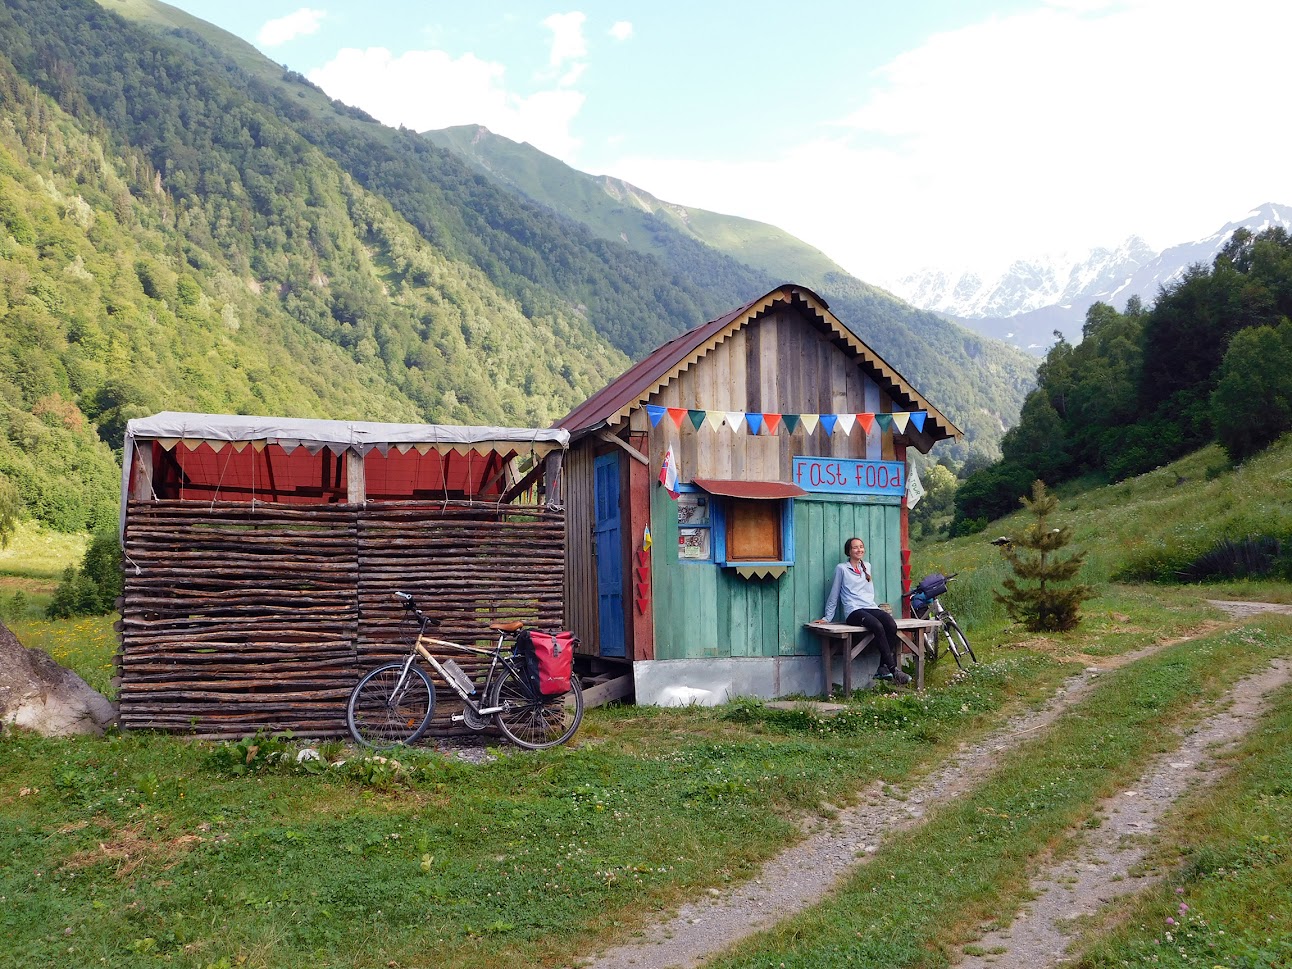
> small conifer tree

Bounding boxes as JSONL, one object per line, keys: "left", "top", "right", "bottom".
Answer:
{"left": 994, "top": 480, "right": 1094, "bottom": 631}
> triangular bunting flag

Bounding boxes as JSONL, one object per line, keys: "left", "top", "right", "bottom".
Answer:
{"left": 745, "top": 413, "right": 764, "bottom": 435}
{"left": 875, "top": 413, "right": 893, "bottom": 431}
{"left": 637, "top": 549, "right": 649, "bottom": 566}
{"left": 635, "top": 582, "right": 648, "bottom": 596}
{"left": 800, "top": 414, "right": 819, "bottom": 435}
{"left": 782, "top": 414, "right": 801, "bottom": 434}
{"left": 643, "top": 525, "right": 652, "bottom": 551}
{"left": 659, "top": 449, "right": 679, "bottom": 499}
{"left": 688, "top": 409, "right": 706, "bottom": 430}
{"left": 705, "top": 411, "right": 725, "bottom": 432}
{"left": 724, "top": 411, "right": 745, "bottom": 434}
{"left": 858, "top": 413, "right": 875, "bottom": 435}
{"left": 636, "top": 567, "right": 649, "bottom": 582}
{"left": 666, "top": 408, "right": 687, "bottom": 429}
{"left": 836, "top": 413, "right": 856, "bottom": 435}
{"left": 892, "top": 412, "right": 910, "bottom": 433}
{"left": 910, "top": 411, "right": 927, "bottom": 432}
{"left": 636, "top": 598, "right": 648, "bottom": 613}
{"left": 819, "top": 414, "right": 838, "bottom": 436}
{"left": 763, "top": 413, "right": 782, "bottom": 434}
{"left": 645, "top": 404, "right": 666, "bottom": 428}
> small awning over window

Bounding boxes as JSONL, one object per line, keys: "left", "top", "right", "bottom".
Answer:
{"left": 692, "top": 478, "right": 807, "bottom": 499}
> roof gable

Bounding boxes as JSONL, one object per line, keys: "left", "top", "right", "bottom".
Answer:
{"left": 558, "top": 284, "right": 961, "bottom": 442}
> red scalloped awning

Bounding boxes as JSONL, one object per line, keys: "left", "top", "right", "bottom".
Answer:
{"left": 692, "top": 478, "right": 806, "bottom": 499}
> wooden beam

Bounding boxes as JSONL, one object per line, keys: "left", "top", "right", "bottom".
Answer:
{"left": 346, "top": 448, "right": 366, "bottom": 504}
{"left": 596, "top": 429, "right": 648, "bottom": 466}
{"left": 129, "top": 443, "right": 155, "bottom": 501}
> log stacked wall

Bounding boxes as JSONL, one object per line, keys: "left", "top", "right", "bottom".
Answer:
{"left": 119, "top": 499, "right": 564, "bottom": 738}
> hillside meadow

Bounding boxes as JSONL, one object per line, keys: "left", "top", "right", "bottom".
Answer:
{"left": 1, "top": 439, "right": 1290, "bottom": 968}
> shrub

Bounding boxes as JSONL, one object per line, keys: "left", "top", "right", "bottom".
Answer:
{"left": 45, "top": 529, "right": 122, "bottom": 618}
{"left": 994, "top": 480, "right": 1094, "bottom": 632}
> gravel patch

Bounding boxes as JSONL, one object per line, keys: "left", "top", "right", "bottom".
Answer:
{"left": 956, "top": 656, "right": 1292, "bottom": 968}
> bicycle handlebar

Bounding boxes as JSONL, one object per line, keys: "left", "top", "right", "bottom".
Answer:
{"left": 392, "top": 591, "right": 440, "bottom": 627}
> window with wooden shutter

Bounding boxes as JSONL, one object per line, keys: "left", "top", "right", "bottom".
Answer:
{"left": 725, "top": 499, "right": 781, "bottom": 561}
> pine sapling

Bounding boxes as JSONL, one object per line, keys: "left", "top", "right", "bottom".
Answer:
{"left": 994, "top": 480, "right": 1094, "bottom": 631}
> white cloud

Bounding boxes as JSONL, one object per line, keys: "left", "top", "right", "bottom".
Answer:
{"left": 609, "top": 21, "right": 633, "bottom": 41}
{"left": 257, "top": 7, "right": 326, "bottom": 48}
{"left": 308, "top": 47, "right": 584, "bottom": 159}
{"left": 542, "top": 12, "right": 587, "bottom": 67}
{"left": 612, "top": 0, "right": 1292, "bottom": 282}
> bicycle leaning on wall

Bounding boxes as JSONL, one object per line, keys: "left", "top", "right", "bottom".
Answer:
{"left": 906, "top": 572, "right": 978, "bottom": 669}
{"left": 346, "top": 592, "right": 584, "bottom": 750}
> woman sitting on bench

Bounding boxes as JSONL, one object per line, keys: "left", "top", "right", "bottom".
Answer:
{"left": 813, "top": 536, "right": 910, "bottom": 685}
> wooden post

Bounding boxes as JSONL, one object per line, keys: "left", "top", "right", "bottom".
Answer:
{"left": 129, "top": 442, "right": 155, "bottom": 501}
{"left": 346, "top": 448, "right": 366, "bottom": 504}
{"left": 627, "top": 429, "right": 655, "bottom": 661}
{"left": 896, "top": 443, "right": 910, "bottom": 617}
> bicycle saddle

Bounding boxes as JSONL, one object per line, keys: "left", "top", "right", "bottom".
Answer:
{"left": 489, "top": 620, "right": 525, "bottom": 632}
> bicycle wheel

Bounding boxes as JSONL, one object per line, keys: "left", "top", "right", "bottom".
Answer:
{"left": 489, "top": 667, "right": 583, "bottom": 750}
{"left": 942, "top": 617, "right": 978, "bottom": 669}
{"left": 347, "top": 662, "right": 435, "bottom": 748}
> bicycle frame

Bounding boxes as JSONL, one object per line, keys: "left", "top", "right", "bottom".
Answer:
{"left": 388, "top": 616, "right": 519, "bottom": 718}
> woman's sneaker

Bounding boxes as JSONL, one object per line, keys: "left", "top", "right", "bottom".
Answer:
{"left": 874, "top": 666, "right": 894, "bottom": 681}
{"left": 893, "top": 670, "right": 912, "bottom": 685}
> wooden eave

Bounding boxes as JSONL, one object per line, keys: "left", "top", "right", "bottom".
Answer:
{"left": 557, "top": 284, "right": 962, "bottom": 443}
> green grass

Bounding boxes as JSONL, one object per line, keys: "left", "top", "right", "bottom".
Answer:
{"left": 0, "top": 519, "right": 88, "bottom": 581}
{"left": 705, "top": 617, "right": 1292, "bottom": 968}
{"left": 1070, "top": 658, "right": 1292, "bottom": 968}
{"left": 0, "top": 657, "right": 1070, "bottom": 969}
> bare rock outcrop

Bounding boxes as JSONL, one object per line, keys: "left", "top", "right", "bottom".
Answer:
{"left": 0, "top": 619, "right": 117, "bottom": 736}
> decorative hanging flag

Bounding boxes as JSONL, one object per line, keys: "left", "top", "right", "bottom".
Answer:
{"left": 763, "top": 413, "right": 782, "bottom": 434}
{"left": 819, "top": 414, "right": 838, "bottom": 436}
{"left": 745, "top": 413, "right": 764, "bottom": 435}
{"left": 645, "top": 404, "right": 666, "bottom": 428}
{"left": 687, "top": 409, "right": 706, "bottom": 430}
{"left": 642, "top": 524, "right": 652, "bottom": 551}
{"left": 910, "top": 411, "right": 927, "bottom": 432}
{"left": 800, "top": 414, "right": 820, "bottom": 434}
{"left": 666, "top": 408, "right": 687, "bottom": 429}
{"left": 858, "top": 413, "right": 875, "bottom": 435}
{"left": 782, "top": 414, "right": 801, "bottom": 434}
{"left": 836, "top": 413, "right": 856, "bottom": 435}
{"left": 874, "top": 413, "right": 893, "bottom": 431}
{"left": 906, "top": 465, "right": 925, "bottom": 510}
{"left": 724, "top": 411, "right": 745, "bottom": 434}
{"left": 705, "top": 411, "right": 725, "bottom": 432}
{"left": 658, "top": 448, "right": 679, "bottom": 499}
{"left": 892, "top": 412, "right": 910, "bottom": 433}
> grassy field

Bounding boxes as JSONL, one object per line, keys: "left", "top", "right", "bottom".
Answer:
{"left": 2, "top": 441, "right": 1291, "bottom": 968}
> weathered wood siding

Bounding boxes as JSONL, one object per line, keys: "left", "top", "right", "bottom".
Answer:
{"left": 645, "top": 307, "right": 894, "bottom": 481}
{"left": 649, "top": 485, "right": 901, "bottom": 660}
{"left": 119, "top": 500, "right": 564, "bottom": 737}
{"left": 562, "top": 445, "right": 600, "bottom": 655}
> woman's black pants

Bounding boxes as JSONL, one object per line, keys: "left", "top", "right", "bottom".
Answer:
{"left": 844, "top": 607, "right": 899, "bottom": 672}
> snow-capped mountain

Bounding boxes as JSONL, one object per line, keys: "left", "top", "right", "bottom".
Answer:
{"left": 892, "top": 203, "right": 1292, "bottom": 352}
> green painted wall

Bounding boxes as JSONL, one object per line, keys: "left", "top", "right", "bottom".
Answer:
{"left": 649, "top": 485, "right": 902, "bottom": 660}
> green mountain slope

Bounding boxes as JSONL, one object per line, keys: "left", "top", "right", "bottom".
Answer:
{"left": 425, "top": 125, "right": 1036, "bottom": 461}
{"left": 0, "top": 2, "right": 629, "bottom": 530}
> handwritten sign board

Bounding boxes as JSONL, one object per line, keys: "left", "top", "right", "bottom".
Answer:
{"left": 792, "top": 457, "right": 905, "bottom": 497}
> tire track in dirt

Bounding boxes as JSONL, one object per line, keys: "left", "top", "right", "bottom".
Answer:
{"left": 956, "top": 656, "right": 1292, "bottom": 969}
{"left": 580, "top": 645, "right": 1166, "bottom": 969}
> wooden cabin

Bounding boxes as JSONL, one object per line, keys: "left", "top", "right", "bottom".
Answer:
{"left": 557, "top": 284, "right": 960, "bottom": 703}
{"left": 116, "top": 413, "right": 568, "bottom": 737}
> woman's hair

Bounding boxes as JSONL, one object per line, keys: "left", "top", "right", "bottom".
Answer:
{"left": 844, "top": 536, "right": 863, "bottom": 559}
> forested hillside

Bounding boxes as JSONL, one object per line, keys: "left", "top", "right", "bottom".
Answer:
{"left": 426, "top": 124, "right": 1037, "bottom": 462}
{"left": 953, "top": 226, "right": 1292, "bottom": 530}
{"left": 0, "top": 0, "right": 632, "bottom": 530}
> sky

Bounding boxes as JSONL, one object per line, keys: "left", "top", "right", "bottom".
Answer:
{"left": 162, "top": 0, "right": 1292, "bottom": 285}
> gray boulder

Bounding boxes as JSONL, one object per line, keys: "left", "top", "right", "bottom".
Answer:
{"left": 0, "top": 620, "right": 118, "bottom": 736}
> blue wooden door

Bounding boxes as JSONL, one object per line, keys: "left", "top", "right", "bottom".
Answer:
{"left": 594, "top": 452, "right": 626, "bottom": 658}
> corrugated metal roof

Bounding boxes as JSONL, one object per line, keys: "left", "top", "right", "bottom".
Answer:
{"left": 556, "top": 284, "right": 961, "bottom": 442}
{"left": 692, "top": 478, "right": 807, "bottom": 499}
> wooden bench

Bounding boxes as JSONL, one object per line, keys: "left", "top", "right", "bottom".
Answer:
{"left": 804, "top": 618, "right": 943, "bottom": 694}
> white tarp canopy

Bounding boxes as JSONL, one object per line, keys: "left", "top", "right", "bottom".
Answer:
{"left": 120, "top": 412, "right": 569, "bottom": 541}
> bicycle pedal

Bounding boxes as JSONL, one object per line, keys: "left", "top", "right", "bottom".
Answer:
{"left": 451, "top": 714, "right": 465, "bottom": 723}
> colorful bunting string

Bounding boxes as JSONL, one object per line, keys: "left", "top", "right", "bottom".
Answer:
{"left": 642, "top": 406, "right": 931, "bottom": 436}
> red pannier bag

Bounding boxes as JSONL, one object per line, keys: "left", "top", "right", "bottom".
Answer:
{"left": 517, "top": 630, "right": 576, "bottom": 697}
